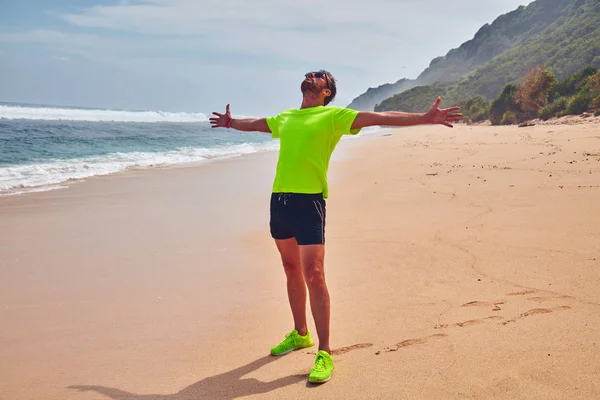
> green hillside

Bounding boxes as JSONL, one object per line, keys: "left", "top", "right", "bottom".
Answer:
{"left": 374, "top": 83, "right": 453, "bottom": 113}
{"left": 375, "top": 0, "right": 600, "bottom": 113}
{"left": 416, "top": 0, "right": 574, "bottom": 86}
{"left": 346, "top": 78, "right": 415, "bottom": 111}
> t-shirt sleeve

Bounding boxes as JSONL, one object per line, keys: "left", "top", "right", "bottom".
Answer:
{"left": 333, "top": 107, "right": 361, "bottom": 135}
{"left": 265, "top": 114, "right": 280, "bottom": 138}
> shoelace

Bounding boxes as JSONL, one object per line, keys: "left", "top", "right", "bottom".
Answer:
{"left": 282, "top": 332, "right": 294, "bottom": 345}
{"left": 314, "top": 354, "right": 326, "bottom": 371}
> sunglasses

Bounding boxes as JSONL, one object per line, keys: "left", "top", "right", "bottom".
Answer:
{"left": 305, "top": 71, "right": 330, "bottom": 89}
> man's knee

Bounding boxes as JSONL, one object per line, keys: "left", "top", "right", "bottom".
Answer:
{"left": 303, "top": 262, "right": 325, "bottom": 286}
{"left": 282, "top": 259, "right": 302, "bottom": 275}
{"left": 299, "top": 244, "right": 326, "bottom": 285}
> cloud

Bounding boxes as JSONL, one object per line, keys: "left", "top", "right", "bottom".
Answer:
{"left": 52, "top": 1, "right": 408, "bottom": 75}
{"left": 0, "top": 30, "right": 103, "bottom": 49}
{"left": 0, "top": 0, "right": 532, "bottom": 113}
{"left": 87, "top": 2, "right": 528, "bottom": 73}
{"left": 60, "top": 0, "right": 411, "bottom": 35}
{"left": 58, "top": 0, "right": 531, "bottom": 40}
{"left": 51, "top": 55, "right": 70, "bottom": 61}
{"left": 4, "top": 1, "right": 533, "bottom": 76}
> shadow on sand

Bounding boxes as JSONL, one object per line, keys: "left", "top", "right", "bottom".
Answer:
{"left": 69, "top": 355, "right": 309, "bottom": 400}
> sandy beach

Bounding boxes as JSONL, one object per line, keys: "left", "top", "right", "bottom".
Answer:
{"left": 1, "top": 120, "right": 599, "bottom": 399}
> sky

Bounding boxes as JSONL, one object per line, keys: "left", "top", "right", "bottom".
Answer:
{"left": 0, "top": 0, "right": 531, "bottom": 116}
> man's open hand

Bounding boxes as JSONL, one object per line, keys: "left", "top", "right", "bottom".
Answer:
{"left": 425, "top": 97, "right": 462, "bottom": 128}
{"left": 209, "top": 104, "right": 232, "bottom": 128}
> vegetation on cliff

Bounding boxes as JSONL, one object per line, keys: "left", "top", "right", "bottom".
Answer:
{"left": 352, "top": 0, "right": 600, "bottom": 115}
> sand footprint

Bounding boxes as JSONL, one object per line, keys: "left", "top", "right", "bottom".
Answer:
{"left": 507, "top": 290, "right": 538, "bottom": 296}
{"left": 462, "top": 300, "right": 505, "bottom": 311}
{"left": 527, "top": 295, "right": 574, "bottom": 303}
{"left": 379, "top": 333, "right": 448, "bottom": 354}
{"left": 306, "top": 343, "right": 374, "bottom": 356}
{"left": 527, "top": 296, "right": 553, "bottom": 303}
{"left": 330, "top": 343, "right": 373, "bottom": 356}
{"left": 434, "top": 316, "right": 503, "bottom": 330}
{"left": 500, "top": 306, "right": 572, "bottom": 326}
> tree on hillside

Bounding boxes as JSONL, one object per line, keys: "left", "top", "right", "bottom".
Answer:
{"left": 490, "top": 84, "right": 521, "bottom": 125}
{"left": 550, "top": 65, "right": 598, "bottom": 101}
{"left": 539, "top": 66, "right": 599, "bottom": 119}
{"left": 589, "top": 70, "right": 600, "bottom": 109}
{"left": 459, "top": 96, "right": 490, "bottom": 122}
{"left": 590, "top": 70, "right": 600, "bottom": 97}
{"left": 514, "top": 65, "right": 557, "bottom": 113}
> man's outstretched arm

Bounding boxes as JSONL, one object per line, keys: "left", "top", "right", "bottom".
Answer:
{"left": 351, "top": 97, "right": 462, "bottom": 130}
{"left": 209, "top": 104, "right": 271, "bottom": 133}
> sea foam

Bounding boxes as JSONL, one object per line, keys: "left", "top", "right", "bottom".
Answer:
{"left": 0, "top": 105, "right": 209, "bottom": 123}
{"left": 0, "top": 142, "right": 279, "bottom": 195}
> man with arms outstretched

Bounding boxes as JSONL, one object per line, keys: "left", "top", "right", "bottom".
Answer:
{"left": 210, "top": 70, "right": 461, "bottom": 383}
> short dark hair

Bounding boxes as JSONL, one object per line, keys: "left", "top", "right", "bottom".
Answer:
{"left": 319, "top": 69, "right": 337, "bottom": 106}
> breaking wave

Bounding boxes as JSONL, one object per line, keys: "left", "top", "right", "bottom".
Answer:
{"left": 0, "top": 104, "right": 209, "bottom": 123}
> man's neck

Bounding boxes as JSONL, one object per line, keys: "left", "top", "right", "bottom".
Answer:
{"left": 300, "top": 95, "right": 324, "bottom": 109}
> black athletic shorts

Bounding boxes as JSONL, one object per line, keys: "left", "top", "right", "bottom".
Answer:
{"left": 269, "top": 193, "right": 326, "bottom": 245}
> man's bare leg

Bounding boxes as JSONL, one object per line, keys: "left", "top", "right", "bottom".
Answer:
{"left": 298, "top": 244, "right": 330, "bottom": 353}
{"left": 275, "top": 238, "right": 308, "bottom": 336}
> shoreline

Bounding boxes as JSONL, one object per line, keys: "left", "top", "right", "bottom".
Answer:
{"left": 3, "top": 115, "right": 596, "bottom": 198}
{"left": 0, "top": 128, "right": 380, "bottom": 198}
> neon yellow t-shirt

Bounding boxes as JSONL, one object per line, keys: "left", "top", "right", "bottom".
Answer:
{"left": 266, "top": 105, "right": 361, "bottom": 199}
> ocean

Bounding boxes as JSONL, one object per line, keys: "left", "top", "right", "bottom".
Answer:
{"left": 0, "top": 102, "right": 279, "bottom": 196}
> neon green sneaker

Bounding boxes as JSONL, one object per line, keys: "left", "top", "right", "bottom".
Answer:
{"left": 270, "top": 330, "right": 314, "bottom": 356}
{"left": 308, "top": 350, "right": 334, "bottom": 383}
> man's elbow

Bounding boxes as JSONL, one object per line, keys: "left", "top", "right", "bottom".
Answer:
{"left": 353, "top": 112, "right": 384, "bottom": 129}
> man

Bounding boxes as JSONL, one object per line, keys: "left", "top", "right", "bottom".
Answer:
{"left": 209, "top": 70, "right": 461, "bottom": 383}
